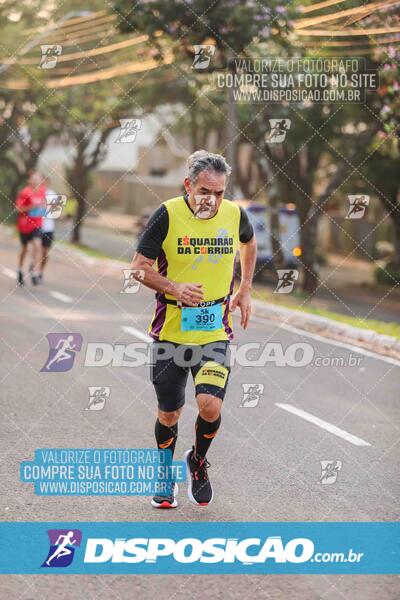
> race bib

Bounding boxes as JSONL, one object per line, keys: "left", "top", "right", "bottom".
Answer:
{"left": 181, "top": 304, "right": 223, "bottom": 332}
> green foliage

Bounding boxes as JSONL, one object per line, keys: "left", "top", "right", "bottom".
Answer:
{"left": 113, "top": 0, "right": 296, "bottom": 55}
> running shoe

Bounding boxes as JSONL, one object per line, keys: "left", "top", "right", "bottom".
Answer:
{"left": 31, "top": 273, "right": 40, "bottom": 285}
{"left": 17, "top": 270, "right": 24, "bottom": 286}
{"left": 151, "top": 482, "right": 178, "bottom": 509}
{"left": 184, "top": 447, "right": 213, "bottom": 506}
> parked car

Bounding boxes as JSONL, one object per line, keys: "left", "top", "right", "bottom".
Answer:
{"left": 235, "top": 200, "right": 302, "bottom": 279}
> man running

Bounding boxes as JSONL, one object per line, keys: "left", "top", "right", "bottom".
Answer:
{"left": 39, "top": 177, "right": 57, "bottom": 282}
{"left": 15, "top": 171, "right": 46, "bottom": 285}
{"left": 130, "top": 150, "right": 256, "bottom": 508}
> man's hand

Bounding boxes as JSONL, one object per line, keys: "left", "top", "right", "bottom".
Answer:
{"left": 170, "top": 282, "right": 204, "bottom": 307}
{"left": 229, "top": 287, "right": 252, "bottom": 329}
{"left": 130, "top": 253, "right": 205, "bottom": 305}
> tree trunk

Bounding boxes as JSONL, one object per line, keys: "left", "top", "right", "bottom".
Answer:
{"left": 6, "top": 136, "right": 49, "bottom": 203}
{"left": 377, "top": 185, "right": 400, "bottom": 270}
{"left": 391, "top": 214, "right": 400, "bottom": 271}
{"left": 72, "top": 210, "right": 85, "bottom": 243}
{"left": 71, "top": 179, "right": 88, "bottom": 244}
{"left": 1, "top": 158, "right": 24, "bottom": 204}
{"left": 257, "top": 155, "right": 285, "bottom": 269}
{"left": 189, "top": 104, "right": 199, "bottom": 152}
{"left": 10, "top": 172, "right": 26, "bottom": 204}
{"left": 225, "top": 51, "right": 237, "bottom": 199}
{"left": 300, "top": 129, "right": 377, "bottom": 294}
{"left": 301, "top": 214, "right": 320, "bottom": 294}
{"left": 67, "top": 154, "right": 88, "bottom": 244}
{"left": 67, "top": 128, "right": 112, "bottom": 243}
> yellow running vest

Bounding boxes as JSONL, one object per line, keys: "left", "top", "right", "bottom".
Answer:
{"left": 149, "top": 196, "right": 241, "bottom": 344}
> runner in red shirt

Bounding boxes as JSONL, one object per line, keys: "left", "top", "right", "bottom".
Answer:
{"left": 15, "top": 171, "right": 46, "bottom": 285}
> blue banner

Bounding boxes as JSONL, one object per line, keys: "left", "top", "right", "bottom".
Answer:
{"left": 0, "top": 522, "right": 398, "bottom": 574}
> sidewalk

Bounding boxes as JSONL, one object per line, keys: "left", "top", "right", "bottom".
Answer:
{"left": 84, "top": 210, "right": 138, "bottom": 235}
{"left": 254, "top": 255, "right": 400, "bottom": 324}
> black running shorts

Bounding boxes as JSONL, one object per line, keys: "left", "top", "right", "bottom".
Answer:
{"left": 41, "top": 231, "right": 54, "bottom": 248}
{"left": 19, "top": 228, "right": 42, "bottom": 246}
{"left": 150, "top": 341, "right": 231, "bottom": 412}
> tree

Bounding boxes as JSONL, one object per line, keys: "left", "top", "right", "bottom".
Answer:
{"left": 113, "top": 0, "right": 295, "bottom": 190}
{"left": 0, "top": 1, "right": 54, "bottom": 216}
{"left": 2, "top": 86, "right": 65, "bottom": 204}
{"left": 59, "top": 83, "right": 138, "bottom": 242}
{"left": 361, "top": 51, "right": 400, "bottom": 274}
{"left": 234, "top": 50, "right": 391, "bottom": 292}
{"left": 0, "top": 0, "right": 135, "bottom": 241}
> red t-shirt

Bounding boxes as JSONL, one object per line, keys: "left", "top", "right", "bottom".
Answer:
{"left": 16, "top": 185, "right": 46, "bottom": 234}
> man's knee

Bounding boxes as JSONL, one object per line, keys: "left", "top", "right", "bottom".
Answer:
{"left": 158, "top": 408, "right": 182, "bottom": 427}
{"left": 197, "top": 394, "right": 222, "bottom": 422}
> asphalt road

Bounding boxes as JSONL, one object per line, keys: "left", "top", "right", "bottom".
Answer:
{"left": 0, "top": 228, "right": 399, "bottom": 599}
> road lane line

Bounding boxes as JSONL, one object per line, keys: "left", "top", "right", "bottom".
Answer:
{"left": 49, "top": 291, "right": 73, "bottom": 303}
{"left": 2, "top": 267, "right": 16, "bottom": 279}
{"left": 121, "top": 325, "right": 152, "bottom": 343}
{"left": 250, "top": 315, "right": 400, "bottom": 368}
{"left": 275, "top": 402, "right": 372, "bottom": 447}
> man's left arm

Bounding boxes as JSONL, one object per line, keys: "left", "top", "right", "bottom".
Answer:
{"left": 230, "top": 208, "right": 257, "bottom": 329}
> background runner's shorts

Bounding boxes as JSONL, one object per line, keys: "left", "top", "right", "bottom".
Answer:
{"left": 19, "top": 229, "right": 42, "bottom": 246}
{"left": 150, "top": 340, "right": 231, "bottom": 412}
{"left": 41, "top": 231, "right": 54, "bottom": 248}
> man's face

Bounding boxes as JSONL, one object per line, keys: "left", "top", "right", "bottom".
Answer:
{"left": 29, "top": 172, "right": 42, "bottom": 189}
{"left": 184, "top": 170, "right": 226, "bottom": 219}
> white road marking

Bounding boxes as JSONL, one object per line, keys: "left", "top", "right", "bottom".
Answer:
{"left": 2, "top": 267, "right": 16, "bottom": 279}
{"left": 250, "top": 315, "right": 400, "bottom": 368}
{"left": 275, "top": 402, "right": 371, "bottom": 447}
{"left": 49, "top": 290, "right": 73, "bottom": 303}
{"left": 121, "top": 325, "right": 153, "bottom": 343}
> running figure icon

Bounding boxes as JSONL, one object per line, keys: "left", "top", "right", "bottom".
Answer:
{"left": 274, "top": 269, "right": 299, "bottom": 294}
{"left": 265, "top": 119, "right": 291, "bottom": 143}
{"left": 41, "top": 528, "right": 82, "bottom": 568}
{"left": 345, "top": 195, "right": 370, "bottom": 219}
{"left": 41, "top": 333, "right": 83, "bottom": 373}
{"left": 45, "top": 531, "right": 77, "bottom": 566}
{"left": 45, "top": 335, "right": 77, "bottom": 371}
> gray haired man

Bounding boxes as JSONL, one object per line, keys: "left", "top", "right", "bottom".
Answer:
{"left": 130, "top": 150, "right": 257, "bottom": 508}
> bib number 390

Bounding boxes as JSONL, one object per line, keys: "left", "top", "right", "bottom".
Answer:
{"left": 181, "top": 305, "right": 223, "bottom": 332}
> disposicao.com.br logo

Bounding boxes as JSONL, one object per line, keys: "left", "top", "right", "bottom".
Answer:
{"left": 82, "top": 536, "right": 365, "bottom": 567}
{"left": 84, "top": 535, "right": 316, "bottom": 564}
{"left": 39, "top": 334, "right": 364, "bottom": 373}
{"left": 40, "top": 532, "right": 363, "bottom": 570}
{"left": 0, "top": 522, "right": 394, "bottom": 574}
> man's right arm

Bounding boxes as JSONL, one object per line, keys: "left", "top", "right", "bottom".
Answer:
{"left": 130, "top": 205, "right": 203, "bottom": 306}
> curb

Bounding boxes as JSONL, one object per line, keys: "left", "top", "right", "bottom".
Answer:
{"left": 252, "top": 299, "right": 400, "bottom": 361}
